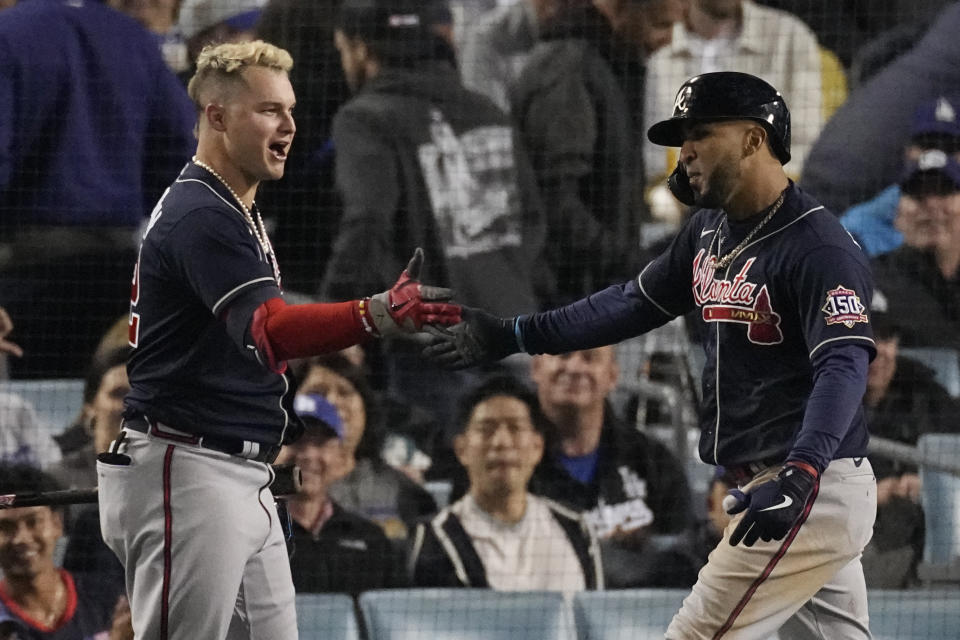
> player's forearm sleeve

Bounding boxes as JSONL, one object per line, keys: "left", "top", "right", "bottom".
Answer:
{"left": 788, "top": 343, "right": 870, "bottom": 473}
{"left": 517, "top": 278, "right": 674, "bottom": 354}
{"left": 249, "top": 297, "right": 372, "bottom": 372}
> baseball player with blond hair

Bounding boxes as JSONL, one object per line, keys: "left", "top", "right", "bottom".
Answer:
{"left": 97, "top": 40, "right": 459, "bottom": 640}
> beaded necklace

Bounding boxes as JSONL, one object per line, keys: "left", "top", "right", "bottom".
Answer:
{"left": 192, "top": 157, "right": 280, "bottom": 282}
{"left": 711, "top": 190, "right": 786, "bottom": 271}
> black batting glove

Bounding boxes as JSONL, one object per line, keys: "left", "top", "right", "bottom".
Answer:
{"left": 421, "top": 306, "right": 520, "bottom": 369}
{"left": 727, "top": 462, "right": 819, "bottom": 547}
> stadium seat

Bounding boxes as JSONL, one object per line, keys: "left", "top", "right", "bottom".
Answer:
{"left": 868, "top": 589, "right": 960, "bottom": 640}
{"left": 899, "top": 347, "right": 960, "bottom": 398}
{"left": 359, "top": 589, "right": 576, "bottom": 640}
{"left": 0, "top": 379, "right": 84, "bottom": 434}
{"left": 574, "top": 589, "right": 687, "bottom": 640}
{"left": 918, "top": 434, "right": 960, "bottom": 567}
{"left": 295, "top": 593, "right": 360, "bottom": 640}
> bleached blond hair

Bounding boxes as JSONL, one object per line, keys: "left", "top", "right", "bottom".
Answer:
{"left": 187, "top": 40, "right": 294, "bottom": 111}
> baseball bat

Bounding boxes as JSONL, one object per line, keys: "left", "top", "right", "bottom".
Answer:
{"left": 0, "top": 463, "right": 302, "bottom": 509}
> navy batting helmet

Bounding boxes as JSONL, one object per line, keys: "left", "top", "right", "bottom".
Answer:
{"left": 647, "top": 72, "right": 792, "bottom": 165}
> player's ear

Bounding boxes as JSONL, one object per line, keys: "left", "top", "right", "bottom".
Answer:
{"left": 742, "top": 124, "right": 766, "bottom": 159}
{"left": 203, "top": 103, "right": 228, "bottom": 133}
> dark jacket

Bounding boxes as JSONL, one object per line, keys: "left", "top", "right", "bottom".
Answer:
{"left": 530, "top": 409, "right": 694, "bottom": 588}
{"left": 322, "top": 61, "right": 549, "bottom": 315}
{"left": 289, "top": 501, "right": 405, "bottom": 595}
{"left": 408, "top": 497, "right": 602, "bottom": 589}
{"left": 531, "top": 409, "right": 692, "bottom": 535}
{"left": 867, "top": 356, "right": 960, "bottom": 479}
{"left": 511, "top": 4, "right": 646, "bottom": 302}
{"left": 871, "top": 247, "right": 960, "bottom": 351}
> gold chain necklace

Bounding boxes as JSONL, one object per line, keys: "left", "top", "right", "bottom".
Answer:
{"left": 192, "top": 157, "right": 273, "bottom": 257}
{"left": 711, "top": 191, "right": 786, "bottom": 270}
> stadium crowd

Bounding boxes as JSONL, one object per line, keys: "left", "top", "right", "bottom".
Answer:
{"left": 1, "top": 0, "right": 960, "bottom": 637}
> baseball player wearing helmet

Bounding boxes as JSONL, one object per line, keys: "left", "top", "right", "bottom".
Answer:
{"left": 426, "top": 72, "right": 877, "bottom": 639}
{"left": 96, "top": 40, "right": 460, "bottom": 640}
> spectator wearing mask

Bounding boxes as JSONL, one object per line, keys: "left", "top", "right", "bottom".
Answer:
{"left": 410, "top": 375, "right": 602, "bottom": 591}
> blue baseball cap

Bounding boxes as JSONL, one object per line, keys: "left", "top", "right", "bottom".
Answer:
{"left": 293, "top": 394, "right": 345, "bottom": 441}
{"left": 900, "top": 149, "right": 960, "bottom": 196}
{"left": 910, "top": 96, "right": 960, "bottom": 139}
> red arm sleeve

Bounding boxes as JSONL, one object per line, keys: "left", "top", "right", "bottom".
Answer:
{"left": 250, "top": 297, "right": 375, "bottom": 372}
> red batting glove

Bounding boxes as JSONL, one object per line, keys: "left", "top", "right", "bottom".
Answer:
{"left": 364, "top": 248, "right": 461, "bottom": 337}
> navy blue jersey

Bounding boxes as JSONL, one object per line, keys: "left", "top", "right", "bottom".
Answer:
{"left": 519, "top": 183, "right": 875, "bottom": 467}
{"left": 0, "top": 571, "right": 112, "bottom": 640}
{"left": 124, "top": 163, "right": 299, "bottom": 445}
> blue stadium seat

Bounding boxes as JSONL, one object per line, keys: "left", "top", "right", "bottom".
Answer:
{"left": 574, "top": 589, "right": 687, "bottom": 640}
{"left": 868, "top": 589, "right": 960, "bottom": 640}
{"left": 574, "top": 588, "right": 960, "bottom": 640}
{"left": 296, "top": 593, "right": 360, "bottom": 640}
{"left": 0, "top": 379, "right": 84, "bottom": 434}
{"left": 359, "top": 589, "right": 576, "bottom": 640}
{"left": 918, "top": 434, "right": 960, "bottom": 567}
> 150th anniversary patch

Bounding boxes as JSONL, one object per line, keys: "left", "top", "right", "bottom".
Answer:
{"left": 821, "top": 285, "right": 868, "bottom": 328}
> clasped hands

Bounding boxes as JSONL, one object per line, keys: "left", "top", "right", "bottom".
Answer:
{"left": 368, "top": 249, "right": 515, "bottom": 369}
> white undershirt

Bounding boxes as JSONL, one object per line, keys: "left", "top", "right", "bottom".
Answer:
{"left": 450, "top": 494, "right": 587, "bottom": 592}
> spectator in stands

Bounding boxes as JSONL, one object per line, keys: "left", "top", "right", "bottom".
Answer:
{"left": 529, "top": 346, "right": 693, "bottom": 588}
{"left": 840, "top": 95, "right": 960, "bottom": 257}
{"left": 0, "top": 393, "right": 60, "bottom": 468}
{"left": 108, "top": 0, "right": 190, "bottom": 73}
{"left": 323, "top": 0, "right": 550, "bottom": 424}
{"left": 323, "top": 0, "right": 548, "bottom": 316}
{"left": 256, "top": 0, "right": 456, "bottom": 296}
{"left": 644, "top": 0, "right": 832, "bottom": 195}
{"left": 759, "top": 0, "right": 950, "bottom": 70}
{"left": 459, "top": 0, "right": 571, "bottom": 112}
{"left": 254, "top": 0, "right": 348, "bottom": 295}
{"left": 512, "top": 0, "right": 682, "bottom": 302}
{"left": 297, "top": 353, "right": 437, "bottom": 541}
{"left": 278, "top": 393, "right": 403, "bottom": 594}
{"left": 858, "top": 301, "right": 960, "bottom": 587}
{"left": 0, "top": 464, "right": 130, "bottom": 639}
{"left": 50, "top": 347, "right": 131, "bottom": 491}
{"left": 801, "top": 2, "right": 960, "bottom": 215}
{"left": 0, "top": 0, "right": 195, "bottom": 379}
{"left": 178, "top": 0, "right": 266, "bottom": 65}
{"left": 410, "top": 375, "right": 602, "bottom": 591}
{"left": 870, "top": 151, "right": 960, "bottom": 351}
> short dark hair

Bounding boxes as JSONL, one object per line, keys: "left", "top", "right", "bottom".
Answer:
{"left": 82, "top": 346, "right": 131, "bottom": 406}
{"left": 453, "top": 375, "right": 550, "bottom": 437}
{"left": 0, "top": 464, "right": 65, "bottom": 514}
{"left": 297, "top": 353, "right": 384, "bottom": 460}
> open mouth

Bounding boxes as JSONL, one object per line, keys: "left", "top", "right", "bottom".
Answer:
{"left": 269, "top": 142, "right": 288, "bottom": 161}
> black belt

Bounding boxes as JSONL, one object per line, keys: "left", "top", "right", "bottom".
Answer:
{"left": 123, "top": 416, "right": 281, "bottom": 464}
{"left": 727, "top": 457, "right": 784, "bottom": 484}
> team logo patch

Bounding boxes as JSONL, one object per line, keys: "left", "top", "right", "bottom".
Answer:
{"left": 821, "top": 285, "right": 868, "bottom": 328}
